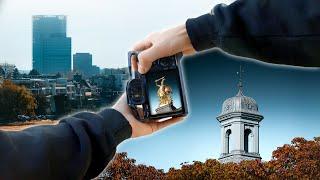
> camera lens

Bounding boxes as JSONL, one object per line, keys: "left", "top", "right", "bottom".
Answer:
{"left": 128, "top": 79, "right": 145, "bottom": 104}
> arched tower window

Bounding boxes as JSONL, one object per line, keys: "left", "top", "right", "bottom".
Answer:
{"left": 244, "top": 129, "right": 253, "bottom": 153}
{"left": 225, "top": 129, "right": 232, "bottom": 154}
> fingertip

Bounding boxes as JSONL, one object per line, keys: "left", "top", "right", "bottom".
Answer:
{"left": 138, "top": 65, "right": 146, "bottom": 74}
{"left": 137, "top": 53, "right": 152, "bottom": 74}
{"left": 137, "top": 52, "right": 145, "bottom": 62}
{"left": 133, "top": 40, "right": 152, "bottom": 51}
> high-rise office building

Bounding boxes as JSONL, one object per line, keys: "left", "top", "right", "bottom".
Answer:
{"left": 73, "top": 53, "right": 92, "bottom": 76}
{"left": 32, "top": 15, "right": 71, "bottom": 75}
{"left": 73, "top": 53, "right": 99, "bottom": 78}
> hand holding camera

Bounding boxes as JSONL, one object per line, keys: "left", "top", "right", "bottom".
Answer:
{"left": 114, "top": 52, "right": 188, "bottom": 138}
{"left": 127, "top": 51, "right": 188, "bottom": 121}
{"left": 113, "top": 94, "right": 184, "bottom": 138}
{"left": 114, "top": 24, "right": 194, "bottom": 138}
{"left": 132, "top": 24, "right": 195, "bottom": 74}
{"left": 114, "top": 51, "right": 188, "bottom": 138}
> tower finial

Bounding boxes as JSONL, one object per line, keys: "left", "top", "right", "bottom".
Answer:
{"left": 236, "top": 65, "right": 244, "bottom": 96}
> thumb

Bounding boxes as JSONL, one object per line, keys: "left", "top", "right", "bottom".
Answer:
{"left": 138, "top": 46, "right": 162, "bottom": 74}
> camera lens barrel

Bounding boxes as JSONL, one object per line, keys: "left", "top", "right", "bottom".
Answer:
{"left": 127, "top": 79, "right": 145, "bottom": 105}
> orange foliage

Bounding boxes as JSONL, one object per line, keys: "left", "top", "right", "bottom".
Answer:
{"left": 0, "top": 80, "right": 36, "bottom": 121}
{"left": 101, "top": 137, "right": 320, "bottom": 179}
{"left": 101, "top": 152, "right": 165, "bottom": 180}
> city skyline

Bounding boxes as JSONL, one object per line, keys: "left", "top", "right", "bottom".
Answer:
{"left": 31, "top": 15, "right": 104, "bottom": 76}
{"left": 0, "top": 0, "right": 233, "bottom": 70}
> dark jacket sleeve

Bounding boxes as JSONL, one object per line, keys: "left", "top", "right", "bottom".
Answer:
{"left": 0, "top": 108, "right": 132, "bottom": 180}
{"left": 186, "top": 0, "right": 320, "bottom": 67}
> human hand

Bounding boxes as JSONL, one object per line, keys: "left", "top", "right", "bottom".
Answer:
{"left": 113, "top": 94, "right": 184, "bottom": 138}
{"left": 133, "top": 24, "right": 195, "bottom": 74}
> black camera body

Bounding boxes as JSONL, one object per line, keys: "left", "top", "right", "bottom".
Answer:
{"left": 126, "top": 51, "right": 188, "bottom": 121}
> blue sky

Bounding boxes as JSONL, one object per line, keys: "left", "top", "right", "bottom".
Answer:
{"left": 1, "top": 0, "right": 319, "bottom": 172}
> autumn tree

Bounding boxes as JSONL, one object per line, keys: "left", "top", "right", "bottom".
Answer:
{"left": 266, "top": 137, "right": 320, "bottom": 179}
{"left": 0, "top": 80, "right": 36, "bottom": 122}
{"left": 98, "top": 137, "right": 320, "bottom": 179}
{"left": 167, "top": 137, "right": 320, "bottom": 179}
{"left": 98, "top": 152, "right": 165, "bottom": 180}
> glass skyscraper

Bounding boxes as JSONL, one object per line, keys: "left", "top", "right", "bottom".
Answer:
{"left": 32, "top": 15, "right": 71, "bottom": 75}
{"left": 73, "top": 53, "right": 99, "bottom": 78}
{"left": 73, "top": 53, "right": 93, "bottom": 73}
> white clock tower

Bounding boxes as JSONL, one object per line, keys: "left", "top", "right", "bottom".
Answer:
{"left": 217, "top": 67, "right": 263, "bottom": 163}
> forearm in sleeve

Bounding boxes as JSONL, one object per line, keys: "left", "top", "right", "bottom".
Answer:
{"left": 186, "top": 0, "right": 320, "bottom": 67}
{"left": 0, "top": 109, "right": 132, "bottom": 180}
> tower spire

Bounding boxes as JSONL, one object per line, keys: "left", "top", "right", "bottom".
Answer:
{"left": 217, "top": 64, "right": 263, "bottom": 164}
{"left": 236, "top": 65, "right": 244, "bottom": 96}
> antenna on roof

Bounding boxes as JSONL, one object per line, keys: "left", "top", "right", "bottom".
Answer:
{"left": 236, "top": 65, "right": 245, "bottom": 96}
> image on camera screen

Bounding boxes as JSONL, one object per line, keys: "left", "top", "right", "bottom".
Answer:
{"left": 146, "top": 69, "right": 183, "bottom": 116}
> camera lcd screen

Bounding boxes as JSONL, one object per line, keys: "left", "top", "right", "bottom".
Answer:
{"left": 146, "top": 69, "right": 183, "bottom": 116}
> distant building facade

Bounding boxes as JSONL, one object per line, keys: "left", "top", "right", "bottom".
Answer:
{"left": 32, "top": 15, "right": 71, "bottom": 75}
{"left": 101, "top": 68, "right": 129, "bottom": 90}
{"left": 102, "top": 68, "right": 128, "bottom": 76}
{"left": 217, "top": 70, "right": 263, "bottom": 163}
{"left": 91, "top": 65, "right": 100, "bottom": 76}
{"left": 73, "top": 53, "right": 100, "bottom": 78}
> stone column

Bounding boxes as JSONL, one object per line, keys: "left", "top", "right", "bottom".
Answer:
{"left": 240, "top": 122, "right": 245, "bottom": 151}
{"left": 254, "top": 125, "right": 259, "bottom": 153}
{"left": 232, "top": 122, "right": 242, "bottom": 151}
{"left": 221, "top": 126, "right": 225, "bottom": 154}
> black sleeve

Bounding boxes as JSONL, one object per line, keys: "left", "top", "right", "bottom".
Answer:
{"left": 186, "top": 0, "right": 320, "bottom": 67}
{"left": 0, "top": 108, "right": 132, "bottom": 180}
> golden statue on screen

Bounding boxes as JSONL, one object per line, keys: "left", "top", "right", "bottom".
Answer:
{"left": 155, "top": 76, "right": 173, "bottom": 106}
